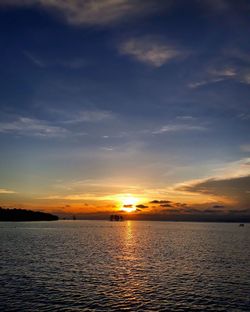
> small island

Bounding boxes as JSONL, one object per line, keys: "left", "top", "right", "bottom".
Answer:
{"left": 0, "top": 207, "right": 59, "bottom": 222}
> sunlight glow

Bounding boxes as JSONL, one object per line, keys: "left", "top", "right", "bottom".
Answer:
{"left": 120, "top": 195, "right": 139, "bottom": 213}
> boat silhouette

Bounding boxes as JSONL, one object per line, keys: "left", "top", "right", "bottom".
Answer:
{"left": 110, "top": 214, "right": 124, "bottom": 222}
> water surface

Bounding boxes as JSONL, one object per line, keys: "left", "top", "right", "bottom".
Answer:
{"left": 0, "top": 221, "right": 249, "bottom": 311}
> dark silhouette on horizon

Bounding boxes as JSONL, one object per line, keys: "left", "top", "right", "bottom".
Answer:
{"left": 110, "top": 214, "right": 124, "bottom": 222}
{"left": 0, "top": 207, "right": 58, "bottom": 221}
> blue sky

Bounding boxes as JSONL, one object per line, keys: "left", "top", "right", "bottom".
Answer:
{"left": 0, "top": 0, "right": 249, "bottom": 220}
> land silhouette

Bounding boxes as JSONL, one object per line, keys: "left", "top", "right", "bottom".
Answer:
{"left": 0, "top": 207, "right": 58, "bottom": 221}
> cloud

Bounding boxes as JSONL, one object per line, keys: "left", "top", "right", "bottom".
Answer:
{"left": 160, "top": 203, "right": 173, "bottom": 208}
{"left": 0, "top": 0, "right": 158, "bottom": 26}
{"left": 211, "top": 158, "right": 250, "bottom": 179}
{"left": 119, "top": 36, "right": 182, "bottom": 67}
{"left": 63, "top": 109, "right": 114, "bottom": 123}
{"left": 0, "top": 109, "right": 114, "bottom": 139}
{"left": 0, "top": 117, "right": 69, "bottom": 138}
{"left": 212, "top": 205, "right": 225, "bottom": 208}
{"left": 177, "top": 175, "right": 250, "bottom": 207}
{"left": 101, "top": 147, "right": 114, "bottom": 151}
{"left": 189, "top": 78, "right": 224, "bottom": 89}
{"left": 209, "top": 67, "right": 237, "bottom": 77}
{"left": 150, "top": 200, "right": 172, "bottom": 204}
{"left": 238, "top": 113, "right": 250, "bottom": 121}
{"left": 136, "top": 204, "right": 148, "bottom": 209}
{"left": 23, "top": 51, "right": 45, "bottom": 68}
{"left": 39, "top": 193, "right": 99, "bottom": 200}
{"left": 24, "top": 50, "right": 87, "bottom": 69}
{"left": 189, "top": 64, "right": 250, "bottom": 89}
{"left": 150, "top": 200, "right": 188, "bottom": 210}
{"left": 0, "top": 188, "right": 16, "bottom": 194}
{"left": 176, "top": 116, "right": 196, "bottom": 121}
{"left": 214, "top": 67, "right": 250, "bottom": 86}
{"left": 153, "top": 124, "right": 206, "bottom": 134}
{"left": 189, "top": 66, "right": 237, "bottom": 89}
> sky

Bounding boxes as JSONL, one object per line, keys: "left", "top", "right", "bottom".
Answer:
{"left": 0, "top": 0, "right": 249, "bottom": 221}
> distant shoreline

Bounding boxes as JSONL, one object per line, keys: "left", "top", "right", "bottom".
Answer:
{"left": 0, "top": 207, "right": 58, "bottom": 222}
{"left": 58, "top": 218, "right": 249, "bottom": 223}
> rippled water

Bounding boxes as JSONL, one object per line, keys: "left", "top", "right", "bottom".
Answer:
{"left": 0, "top": 221, "right": 249, "bottom": 311}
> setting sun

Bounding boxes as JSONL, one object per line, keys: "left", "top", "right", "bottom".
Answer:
{"left": 120, "top": 195, "right": 139, "bottom": 213}
{"left": 122, "top": 206, "right": 137, "bottom": 213}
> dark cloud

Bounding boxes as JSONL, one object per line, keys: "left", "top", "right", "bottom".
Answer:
{"left": 150, "top": 200, "right": 172, "bottom": 204}
{"left": 184, "top": 208, "right": 200, "bottom": 213}
{"left": 175, "top": 202, "right": 187, "bottom": 207}
{"left": 160, "top": 203, "right": 173, "bottom": 208}
{"left": 203, "top": 209, "right": 222, "bottom": 214}
{"left": 123, "top": 204, "right": 133, "bottom": 208}
{"left": 228, "top": 208, "right": 250, "bottom": 214}
{"left": 163, "top": 209, "right": 181, "bottom": 214}
{"left": 151, "top": 200, "right": 188, "bottom": 209}
{"left": 213, "top": 205, "right": 225, "bottom": 209}
{"left": 178, "top": 175, "right": 250, "bottom": 207}
{"left": 136, "top": 204, "right": 148, "bottom": 209}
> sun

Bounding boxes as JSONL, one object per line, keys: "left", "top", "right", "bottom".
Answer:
{"left": 120, "top": 195, "right": 139, "bottom": 213}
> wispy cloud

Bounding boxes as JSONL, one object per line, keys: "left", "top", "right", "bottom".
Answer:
{"left": 40, "top": 193, "right": 99, "bottom": 201}
{"left": 62, "top": 109, "right": 114, "bottom": 124}
{"left": 189, "top": 64, "right": 250, "bottom": 89}
{"left": 189, "top": 78, "right": 224, "bottom": 89}
{"left": 0, "top": 188, "right": 16, "bottom": 194}
{"left": 23, "top": 50, "right": 45, "bottom": 68}
{"left": 153, "top": 123, "right": 206, "bottom": 134}
{"left": 176, "top": 115, "right": 196, "bottom": 121}
{"left": 238, "top": 113, "right": 250, "bottom": 120}
{"left": 212, "top": 66, "right": 250, "bottom": 86}
{"left": 23, "top": 50, "right": 87, "bottom": 69}
{"left": 211, "top": 158, "right": 250, "bottom": 179}
{"left": 0, "top": 108, "right": 114, "bottom": 138}
{"left": 0, "top": 0, "right": 158, "bottom": 26}
{"left": 0, "top": 117, "right": 69, "bottom": 138}
{"left": 119, "top": 36, "right": 183, "bottom": 67}
{"left": 189, "top": 65, "right": 237, "bottom": 89}
{"left": 209, "top": 67, "right": 237, "bottom": 77}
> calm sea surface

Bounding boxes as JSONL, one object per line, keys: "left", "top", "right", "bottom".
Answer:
{"left": 0, "top": 221, "right": 249, "bottom": 311}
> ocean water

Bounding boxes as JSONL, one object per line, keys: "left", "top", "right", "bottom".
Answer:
{"left": 0, "top": 221, "right": 249, "bottom": 311}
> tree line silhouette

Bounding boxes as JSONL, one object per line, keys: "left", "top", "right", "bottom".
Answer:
{"left": 0, "top": 207, "right": 58, "bottom": 221}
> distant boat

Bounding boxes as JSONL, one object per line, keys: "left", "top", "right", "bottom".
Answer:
{"left": 239, "top": 223, "right": 245, "bottom": 227}
{"left": 110, "top": 214, "right": 124, "bottom": 222}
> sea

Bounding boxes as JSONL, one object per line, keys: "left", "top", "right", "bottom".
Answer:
{"left": 0, "top": 221, "right": 249, "bottom": 311}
